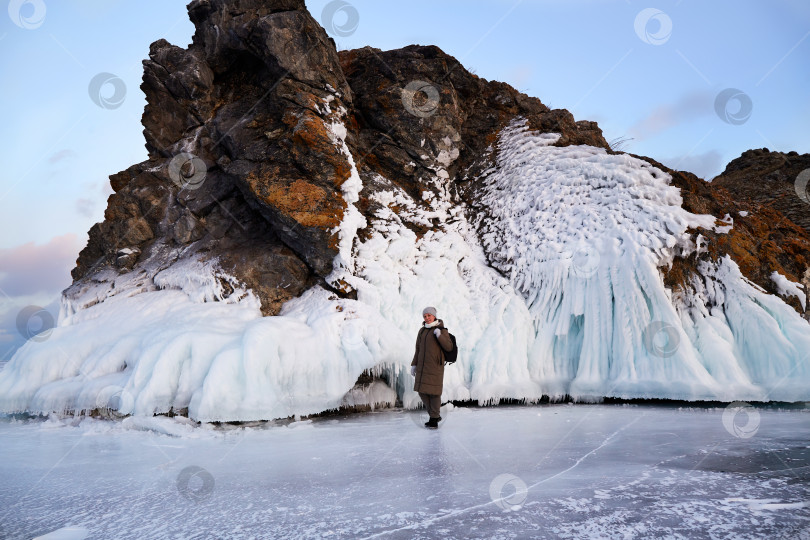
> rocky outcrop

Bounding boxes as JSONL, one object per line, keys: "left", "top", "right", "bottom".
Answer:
{"left": 72, "top": 0, "right": 358, "bottom": 314}
{"left": 69, "top": 0, "right": 611, "bottom": 316}
{"left": 70, "top": 0, "right": 808, "bottom": 324}
{"left": 713, "top": 149, "right": 810, "bottom": 234}
{"left": 631, "top": 150, "right": 810, "bottom": 319}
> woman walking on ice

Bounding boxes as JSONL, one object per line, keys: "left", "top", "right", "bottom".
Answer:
{"left": 410, "top": 306, "right": 453, "bottom": 429}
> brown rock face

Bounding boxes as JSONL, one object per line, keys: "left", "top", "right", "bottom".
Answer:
{"left": 72, "top": 0, "right": 356, "bottom": 312}
{"left": 713, "top": 149, "right": 810, "bottom": 234}
{"left": 70, "top": 0, "right": 808, "bottom": 322}
{"left": 70, "top": 0, "right": 610, "bottom": 314}
{"left": 643, "top": 152, "right": 810, "bottom": 318}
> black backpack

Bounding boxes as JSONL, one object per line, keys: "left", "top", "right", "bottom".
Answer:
{"left": 439, "top": 331, "right": 458, "bottom": 364}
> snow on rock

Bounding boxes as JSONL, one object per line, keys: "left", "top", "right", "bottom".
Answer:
{"left": 2, "top": 118, "right": 809, "bottom": 422}
{"left": 342, "top": 176, "right": 538, "bottom": 408}
{"left": 472, "top": 118, "right": 810, "bottom": 401}
{"left": 770, "top": 270, "right": 807, "bottom": 310}
{"left": 324, "top": 100, "right": 367, "bottom": 290}
{"left": 59, "top": 254, "right": 258, "bottom": 320}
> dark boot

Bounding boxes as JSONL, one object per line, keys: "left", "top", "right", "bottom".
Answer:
{"left": 425, "top": 417, "right": 439, "bottom": 429}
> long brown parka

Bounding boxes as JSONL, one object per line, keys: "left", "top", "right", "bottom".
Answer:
{"left": 411, "top": 319, "right": 453, "bottom": 395}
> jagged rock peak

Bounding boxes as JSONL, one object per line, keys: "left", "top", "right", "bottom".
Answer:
{"left": 187, "top": 0, "right": 351, "bottom": 99}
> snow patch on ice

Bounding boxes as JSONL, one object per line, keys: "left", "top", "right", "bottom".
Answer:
{"left": 32, "top": 526, "right": 90, "bottom": 540}
{"left": 122, "top": 415, "right": 201, "bottom": 438}
{"left": 722, "top": 498, "right": 809, "bottom": 512}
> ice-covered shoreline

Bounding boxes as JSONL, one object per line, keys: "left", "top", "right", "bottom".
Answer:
{"left": 1, "top": 121, "right": 809, "bottom": 422}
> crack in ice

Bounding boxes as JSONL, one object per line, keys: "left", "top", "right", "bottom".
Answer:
{"left": 359, "top": 413, "right": 645, "bottom": 538}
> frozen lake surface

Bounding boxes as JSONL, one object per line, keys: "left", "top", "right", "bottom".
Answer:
{"left": 0, "top": 403, "right": 808, "bottom": 539}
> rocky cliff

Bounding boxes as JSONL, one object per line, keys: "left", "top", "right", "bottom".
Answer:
{"left": 69, "top": 0, "right": 612, "bottom": 314}
{"left": 660, "top": 149, "right": 810, "bottom": 318}
{"left": 3, "top": 0, "right": 808, "bottom": 421}
{"left": 70, "top": 0, "right": 809, "bottom": 324}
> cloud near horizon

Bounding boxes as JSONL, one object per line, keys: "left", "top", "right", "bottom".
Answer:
{"left": 0, "top": 233, "right": 82, "bottom": 298}
{"left": 628, "top": 91, "right": 715, "bottom": 141}
{"left": 661, "top": 149, "right": 724, "bottom": 181}
{"left": 47, "top": 149, "right": 78, "bottom": 165}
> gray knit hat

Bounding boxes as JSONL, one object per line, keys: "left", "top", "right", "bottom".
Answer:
{"left": 422, "top": 306, "right": 437, "bottom": 317}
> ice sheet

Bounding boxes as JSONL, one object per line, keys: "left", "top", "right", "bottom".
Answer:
{"left": 0, "top": 404, "right": 808, "bottom": 539}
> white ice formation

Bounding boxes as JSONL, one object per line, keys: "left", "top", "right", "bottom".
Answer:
{"left": 1, "top": 118, "right": 808, "bottom": 421}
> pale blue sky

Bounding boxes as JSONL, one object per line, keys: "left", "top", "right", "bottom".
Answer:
{"left": 0, "top": 0, "right": 808, "bottom": 358}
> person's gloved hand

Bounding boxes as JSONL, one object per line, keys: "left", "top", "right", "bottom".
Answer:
{"left": 410, "top": 365, "right": 416, "bottom": 377}
{"left": 433, "top": 329, "right": 441, "bottom": 338}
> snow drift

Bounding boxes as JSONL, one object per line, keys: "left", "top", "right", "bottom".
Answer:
{"left": 1, "top": 119, "right": 809, "bottom": 421}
